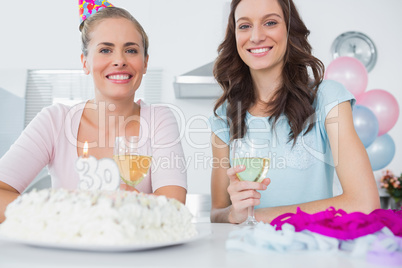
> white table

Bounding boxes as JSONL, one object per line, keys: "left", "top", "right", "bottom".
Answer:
{"left": 0, "top": 223, "right": 391, "bottom": 268}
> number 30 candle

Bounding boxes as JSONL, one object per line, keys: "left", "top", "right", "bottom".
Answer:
{"left": 75, "top": 141, "right": 120, "bottom": 191}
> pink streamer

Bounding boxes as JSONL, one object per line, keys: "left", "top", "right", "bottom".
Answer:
{"left": 271, "top": 207, "right": 402, "bottom": 240}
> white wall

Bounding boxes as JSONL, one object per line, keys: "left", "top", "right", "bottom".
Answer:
{"left": 0, "top": 0, "right": 401, "bottom": 194}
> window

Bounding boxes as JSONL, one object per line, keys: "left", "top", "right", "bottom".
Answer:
{"left": 24, "top": 69, "right": 162, "bottom": 127}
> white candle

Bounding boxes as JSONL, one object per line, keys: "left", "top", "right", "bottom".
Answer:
{"left": 75, "top": 141, "right": 120, "bottom": 191}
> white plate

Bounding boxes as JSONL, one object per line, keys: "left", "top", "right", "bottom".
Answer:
{"left": 0, "top": 225, "right": 211, "bottom": 252}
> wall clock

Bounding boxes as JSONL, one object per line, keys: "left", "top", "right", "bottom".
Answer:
{"left": 331, "top": 31, "right": 377, "bottom": 72}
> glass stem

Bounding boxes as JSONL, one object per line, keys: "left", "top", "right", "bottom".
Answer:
{"left": 248, "top": 206, "right": 255, "bottom": 219}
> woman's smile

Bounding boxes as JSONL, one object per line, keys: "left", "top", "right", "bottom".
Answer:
{"left": 106, "top": 72, "right": 133, "bottom": 84}
{"left": 247, "top": 46, "right": 272, "bottom": 56}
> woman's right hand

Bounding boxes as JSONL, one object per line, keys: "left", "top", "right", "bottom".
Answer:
{"left": 226, "top": 165, "right": 270, "bottom": 224}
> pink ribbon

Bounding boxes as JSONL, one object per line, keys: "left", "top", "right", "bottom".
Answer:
{"left": 370, "top": 209, "right": 402, "bottom": 237}
{"left": 271, "top": 207, "right": 402, "bottom": 240}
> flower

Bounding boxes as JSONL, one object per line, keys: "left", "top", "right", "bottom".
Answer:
{"left": 380, "top": 170, "right": 402, "bottom": 202}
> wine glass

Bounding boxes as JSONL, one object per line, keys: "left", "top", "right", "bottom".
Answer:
{"left": 113, "top": 136, "right": 152, "bottom": 187}
{"left": 230, "top": 137, "right": 270, "bottom": 226}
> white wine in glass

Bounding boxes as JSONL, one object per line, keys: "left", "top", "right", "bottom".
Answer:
{"left": 231, "top": 138, "right": 270, "bottom": 226}
{"left": 113, "top": 136, "right": 152, "bottom": 187}
{"left": 232, "top": 157, "right": 270, "bottom": 183}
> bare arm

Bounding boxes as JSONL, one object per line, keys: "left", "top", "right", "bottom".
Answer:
{"left": 120, "top": 184, "right": 187, "bottom": 204}
{"left": 154, "top": 186, "right": 187, "bottom": 204}
{"left": 0, "top": 181, "right": 20, "bottom": 223}
{"left": 210, "top": 133, "right": 231, "bottom": 222}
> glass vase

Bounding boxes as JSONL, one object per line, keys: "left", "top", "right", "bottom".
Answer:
{"left": 390, "top": 198, "right": 402, "bottom": 210}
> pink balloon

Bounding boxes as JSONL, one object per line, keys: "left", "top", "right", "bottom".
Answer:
{"left": 357, "top": 89, "right": 399, "bottom": 136}
{"left": 325, "top": 56, "right": 368, "bottom": 98}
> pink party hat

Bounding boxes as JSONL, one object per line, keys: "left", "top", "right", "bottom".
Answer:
{"left": 79, "top": 0, "right": 114, "bottom": 26}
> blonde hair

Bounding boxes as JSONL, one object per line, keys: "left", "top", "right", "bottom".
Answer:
{"left": 80, "top": 7, "right": 149, "bottom": 57}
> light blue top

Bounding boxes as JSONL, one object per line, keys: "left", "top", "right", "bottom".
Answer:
{"left": 209, "top": 80, "right": 355, "bottom": 208}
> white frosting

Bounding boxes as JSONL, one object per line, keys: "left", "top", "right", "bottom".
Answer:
{"left": 0, "top": 189, "right": 197, "bottom": 245}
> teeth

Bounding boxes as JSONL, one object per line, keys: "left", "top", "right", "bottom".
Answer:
{"left": 250, "top": 48, "right": 269, "bottom": 54}
{"left": 108, "top": 74, "right": 130, "bottom": 80}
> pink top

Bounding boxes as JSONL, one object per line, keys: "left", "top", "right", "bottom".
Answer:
{"left": 0, "top": 100, "right": 187, "bottom": 193}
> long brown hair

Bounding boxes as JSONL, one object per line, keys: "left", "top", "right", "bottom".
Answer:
{"left": 213, "top": 0, "right": 325, "bottom": 144}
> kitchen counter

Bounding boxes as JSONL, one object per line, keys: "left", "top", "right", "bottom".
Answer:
{"left": 0, "top": 223, "right": 392, "bottom": 268}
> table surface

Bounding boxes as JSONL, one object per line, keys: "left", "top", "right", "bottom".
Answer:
{"left": 0, "top": 223, "right": 392, "bottom": 268}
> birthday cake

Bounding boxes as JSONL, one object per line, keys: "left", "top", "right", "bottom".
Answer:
{"left": 0, "top": 189, "right": 197, "bottom": 245}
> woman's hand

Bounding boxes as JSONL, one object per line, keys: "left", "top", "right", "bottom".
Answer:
{"left": 226, "top": 165, "right": 270, "bottom": 224}
{"left": 119, "top": 183, "right": 139, "bottom": 192}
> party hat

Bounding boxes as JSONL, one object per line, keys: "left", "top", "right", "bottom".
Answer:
{"left": 79, "top": 0, "right": 114, "bottom": 26}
